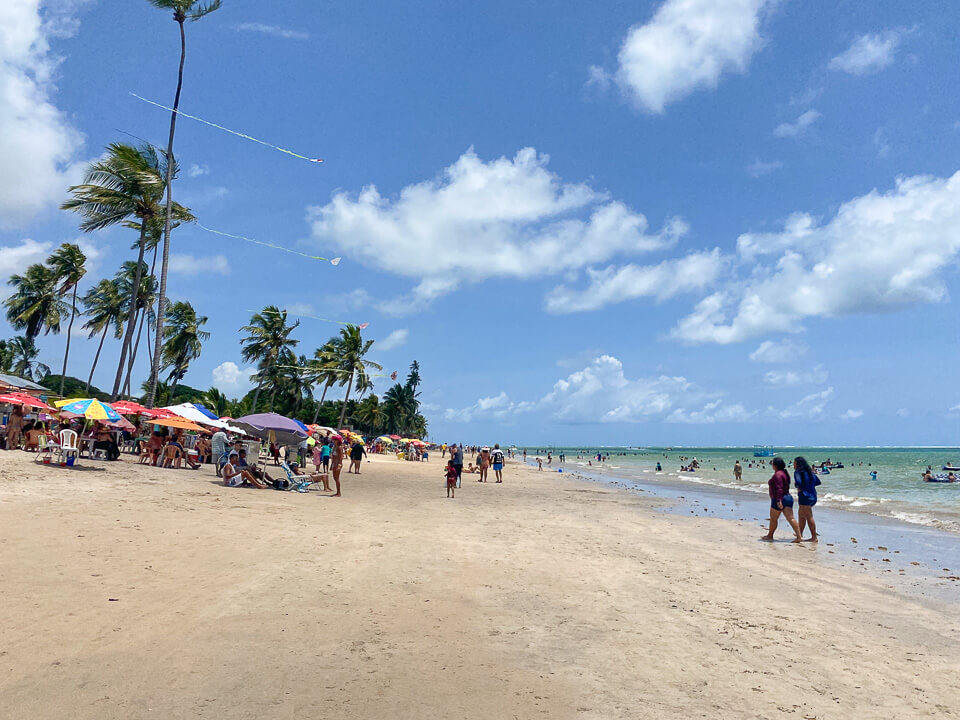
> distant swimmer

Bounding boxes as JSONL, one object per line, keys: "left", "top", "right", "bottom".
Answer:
{"left": 655, "top": 462, "right": 662, "bottom": 472}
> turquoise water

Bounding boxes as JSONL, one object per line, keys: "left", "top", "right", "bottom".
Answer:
{"left": 521, "top": 447, "right": 960, "bottom": 533}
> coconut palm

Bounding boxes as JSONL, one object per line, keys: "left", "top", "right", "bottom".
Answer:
{"left": 62, "top": 142, "right": 193, "bottom": 400}
{"left": 382, "top": 383, "right": 419, "bottom": 435}
{"left": 159, "top": 300, "right": 209, "bottom": 397}
{"left": 308, "top": 339, "right": 342, "bottom": 423}
{"left": 8, "top": 336, "right": 50, "bottom": 381}
{"left": 80, "top": 279, "right": 125, "bottom": 393}
{"left": 46, "top": 243, "right": 87, "bottom": 396}
{"left": 201, "top": 386, "right": 230, "bottom": 418}
{"left": 113, "top": 263, "right": 158, "bottom": 398}
{"left": 353, "top": 394, "right": 382, "bottom": 434}
{"left": 4, "top": 264, "right": 67, "bottom": 343}
{"left": 240, "top": 307, "right": 299, "bottom": 413}
{"left": 146, "top": 0, "right": 223, "bottom": 409}
{"left": 334, "top": 324, "right": 382, "bottom": 429}
{"left": 406, "top": 360, "right": 421, "bottom": 392}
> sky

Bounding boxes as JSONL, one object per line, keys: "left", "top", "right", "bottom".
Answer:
{"left": 1, "top": 0, "right": 959, "bottom": 446}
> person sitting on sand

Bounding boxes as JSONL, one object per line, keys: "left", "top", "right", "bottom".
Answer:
{"left": 445, "top": 459, "right": 457, "bottom": 498}
{"left": 223, "top": 451, "right": 267, "bottom": 488}
{"left": 762, "top": 457, "right": 803, "bottom": 543}
{"left": 466, "top": 462, "right": 478, "bottom": 474}
{"left": 23, "top": 421, "right": 46, "bottom": 451}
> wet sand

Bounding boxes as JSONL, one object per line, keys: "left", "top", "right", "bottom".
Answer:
{"left": 2, "top": 450, "right": 958, "bottom": 718}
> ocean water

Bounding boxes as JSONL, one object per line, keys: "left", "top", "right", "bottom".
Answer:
{"left": 521, "top": 447, "right": 960, "bottom": 533}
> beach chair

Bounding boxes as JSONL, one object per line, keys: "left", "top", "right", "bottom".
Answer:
{"left": 137, "top": 440, "right": 153, "bottom": 464}
{"left": 280, "top": 462, "right": 323, "bottom": 493}
{"left": 34, "top": 433, "right": 59, "bottom": 464}
{"left": 55, "top": 429, "right": 79, "bottom": 466}
{"left": 160, "top": 444, "right": 182, "bottom": 469}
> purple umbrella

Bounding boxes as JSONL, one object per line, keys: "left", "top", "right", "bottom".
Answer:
{"left": 233, "top": 412, "right": 308, "bottom": 447}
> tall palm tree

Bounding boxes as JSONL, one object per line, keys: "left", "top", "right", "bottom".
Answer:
{"left": 308, "top": 339, "right": 341, "bottom": 423}
{"left": 4, "top": 264, "right": 67, "bottom": 342}
{"left": 201, "top": 386, "right": 230, "bottom": 418}
{"left": 382, "top": 383, "right": 418, "bottom": 435}
{"left": 335, "top": 324, "right": 382, "bottom": 429}
{"left": 8, "top": 336, "right": 50, "bottom": 381}
{"left": 113, "top": 263, "right": 158, "bottom": 398}
{"left": 80, "top": 279, "right": 125, "bottom": 393}
{"left": 353, "top": 394, "right": 382, "bottom": 434}
{"left": 159, "top": 300, "right": 210, "bottom": 397}
{"left": 46, "top": 243, "right": 87, "bottom": 396}
{"left": 240, "top": 307, "right": 299, "bottom": 413}
{"left": 146, "top": 0, "right": 223, "bottom": 409}
{"left": 406, "top": 360, "right": 421, "bottom": 392}
{"left": 62, "top": 142, "right": 193, "bottom": 400}
{"left": 0, "top": 340, "right": 13, "bottom": 373}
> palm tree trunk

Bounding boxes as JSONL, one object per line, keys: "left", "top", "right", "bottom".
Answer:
{"left": 112, "top": 219, "right": 148, "bottom": 400}
{"left": 251, "top": 379, "right": 262, "bottom": 414}
{"left": 337, "top": 370, "right": 354, "bottom": 429}
{"left": 85, "top": 325, "right": 109, "bottom": 394}
{"left": 311, "top": 382, "right": 331, "bottom": 424}
{"left": 59, "top": 284, "right": 78, "bottom": 396}
{"left": 122, "top": 304, "right": 149, "bottom": 398}
{"left": 148, "top": 18, "right": 187, "bottom": 409}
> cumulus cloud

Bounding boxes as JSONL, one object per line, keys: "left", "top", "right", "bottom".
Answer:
{"left": 377, "top": 328, "right": 409, "bottom": 351}
{"left": 235, "top": 22, "right": 309, "bottom": 40}
{"left": 776, "top": 388, "right": 834, "bottom": 420}
{"left": 168, "top": 254, "right": 230, "bottom": 275}
{"left": 840, "top": 409, "right": 864, "bottom": 421}
{"left": 672, "top": 171, "right": 960, "bottom": 344}
{"left": 749, "top": 339, "right": 805, "bottom": 363}
{"left": 0, "top": 0, "right": 86, "bottom": 227}
{"left": 0, "top": 238, "right": 52, "bottom": 298}
{"left": 212, "top": 361, "right": 256, "bottom": 396}
{"left": 762, "top": 365, "right": 828, "bottom": 387}
{"left": 444, "top": 355, "right": 754, "bottom": 425}
{"left": 309, "top": 147, "right": 685, "bottom": 311}
{"left": 829, "top": 31, "right": 900, "bottom": 75}
{"left": 544, "top": 249, "right": 722, "bottom": 313}
{"left": 187, "top": 163, "right": 209, "bottom": 178}
{"left": 606, "top": 0, "right": 771, "bottom": 113}
{"left": 774, "top": 109, "right": 821, "bottom": 138}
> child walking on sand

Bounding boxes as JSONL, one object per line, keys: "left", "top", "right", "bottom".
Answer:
{"left": 445, "top": 459, "right": 458, "bottom": 498}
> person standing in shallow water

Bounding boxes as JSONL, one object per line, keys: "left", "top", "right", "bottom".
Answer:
{"left": 794, "top": 456, "right": 820, "bottom": 542}
{"left": 762, "top": 457, "right": 802, "bottom": 543}
{"left": 734, "top": 460, "right": 742, "bottom": 481}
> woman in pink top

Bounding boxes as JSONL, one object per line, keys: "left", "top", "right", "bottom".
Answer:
{"left": 761, "top": 457, "right": 802, "bottom": 542}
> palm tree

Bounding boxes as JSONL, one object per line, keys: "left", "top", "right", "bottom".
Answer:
{"left": 159, "top": 300, "right": 209, "bottom": 397}
{"left": 8, "top": 336, "right": 50, "bottom": 381}
{"left": 62, "top": 142, "right": 193, "bottom": 400}
{"left": 0, "top": 340, "right": 15, "bottom": 373}
{"left": 4, "top": 264, "right": 67, "bottom": 342}
{"left": 201, "top": 386, "right": 230, "bottom": 418}
{"left": 382, "top": 383, "right": 418, "bottom": 435}
{"left": 335, "top": 324, "right": 382, "bottom": 429}
{"left": 146, "top": 0, "right": 223, "bottom": 409}
{"left": 46, "top": 243, "right": 87, "bottom": 396}
{"left": 113, "top": 262, "right": 158, "bottom": 398}
{"left": 240, "top": 307, "right": 299, "bottom": 413}
{"left": 308, "top": 339, "right": 341, "bottom": 423}
{"left": 406, "top": 360, "right": 421, "bottom": 391}
{"left": 353, "top": 394, "right": 382, "bottom": 434}
{"left": 80, "top": 279, "right": 125, "bottom": 393}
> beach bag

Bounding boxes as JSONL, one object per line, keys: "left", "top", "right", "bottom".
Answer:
{"left": 273, "top": 478, "right": 291, "bottom": 490}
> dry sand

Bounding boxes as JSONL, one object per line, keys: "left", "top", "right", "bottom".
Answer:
{"left": 2, "top": 449, "right": 958, "bottom": 719}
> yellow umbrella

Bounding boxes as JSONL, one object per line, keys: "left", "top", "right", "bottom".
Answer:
{"left": 55, "top": 398, "right": 122, "bottom": 421}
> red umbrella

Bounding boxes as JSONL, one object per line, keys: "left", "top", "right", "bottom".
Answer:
{"left": 111, "top": 400, "right": 152, "bottom": 416}
{"left": 0, "top": 392, "right": 53, "bottom": 412}
{"left": 389, "top": 434, "right": 401, "bottom": 440}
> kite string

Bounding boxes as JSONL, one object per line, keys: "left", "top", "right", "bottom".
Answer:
{"left": 129, "top": 92, "right": 324, "bottom": 164}
{"left": 198, "top": 223, "right": 341, "bottom": 265}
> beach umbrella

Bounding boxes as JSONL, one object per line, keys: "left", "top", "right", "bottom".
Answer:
{"left": 150, "top": 417, "right": 207, "bottom": 433}
{"left": 389, "top": 434, "right": 401, "bottom": 440}
{"left": 293, "top": 418, "right": 310, "bottom": 434}
{"left": 55, "top": 398, "right": 121, "bottom": 422}
{"left": 0, "top": 392, "right": 53, "bottom": 412}
{"left": 233, "top": 412, "right": 308, "bottom": 447}
{"left": 111, "top": 400, "right": 152, "bottom": 416}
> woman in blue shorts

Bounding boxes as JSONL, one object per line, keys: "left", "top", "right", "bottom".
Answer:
{"left": 793, "top": 456, "right": 820, "bottom": 542}
{"left": 762, "top": 457, "right": 802, "bottom": 542}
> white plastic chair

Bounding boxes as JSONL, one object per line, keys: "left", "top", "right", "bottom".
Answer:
{"left": 56, "top": 429, "right": 79, "bottom": 466}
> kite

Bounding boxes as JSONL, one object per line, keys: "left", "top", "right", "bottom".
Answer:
{"left": 130, "top": 92, "right": 324, "bottom": 164}
{"left": 249, "top": 307, "right": 366, "bottom": 329}
{"left": 198, "top": 223, "right": 340, "bottom": 265}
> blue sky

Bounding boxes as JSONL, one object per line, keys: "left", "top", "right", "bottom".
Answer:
{"left": 2, "top": 0, "right": 960, "bottom": 445}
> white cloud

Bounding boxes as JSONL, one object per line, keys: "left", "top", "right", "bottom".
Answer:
{"left": 672, "top": 170, "right": 960, "bottom": 344}
{"left": 746, "top": 158, "right": 782, "bottom": 178}
{"left": 840, "top": 409, "right": 864, "bottom": 421}
{"left": 286, "top": 302, "right": 314, "bottom": 316}
{"left": 790, "top": 87, "right": 823, "bottom": 106}
{"left": 873, "top": 127, "right": 891, "bottom": 158}
{"left": 608, "top": 0, "right": 771, "bottom": 113}
{"left": 212, "top": 361, "right": 256, "bottom": 396}
{"left": 445, "top": 355, "right": 754, "bottom": 425}
{"left": 187, "top": 163, "right": 209, "bottom": 177}
{"left": 235, "top": 22, "right": 309, "bottom": 40}
{"left": 774, "top": 109, "right": 821, "bottom": 138}
{"left": 0, "top": 239, "right": 52, "bottom": 298}
{"left": 377, "top": 329, "right": 409, "bottom": 351}
{"left": 948, "top": 404, "right": 960, "bottom": 416}
{"left": 309, "top": 147, "right": 685, "bottom": 310}
{"left": 168, "top": 254, "right": 230, "bottom": 275}
{"left": 544, "top": 249, "right": 722, "bottom": 313}
{"left": 829, "top": 31, "right": 900, "bottom": 75}
{"left": 762, "top": 364, "right": 828, "bottom": 387}
{"left": 0, "top": 0, "right": 86, "bottom": 227}
{"left": 776, "top": 388, "right": 834, "bottom": 420}
{"left": 896, "top": 408, "right": 910, "bottom": 418}
{"left": 749, "top": 339, "right": 806, "bottom": 363}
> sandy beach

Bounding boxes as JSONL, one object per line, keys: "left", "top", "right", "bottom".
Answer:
{"left": 2, "top": 450, "right": 959, "bottom": 719}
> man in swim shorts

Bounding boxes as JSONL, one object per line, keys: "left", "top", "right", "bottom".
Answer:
{"left": 491, "top": 443, "right": 505, "bottom": 483}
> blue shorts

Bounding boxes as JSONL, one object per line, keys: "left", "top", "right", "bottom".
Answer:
{"left": 798, "top": 492, "right": 817, "bottom": 507}
{"left": 771, "top": 494, "right": 794, "bottom": 511}
{"left": 493, "top": 463, "right": 503, "bottom": 471}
